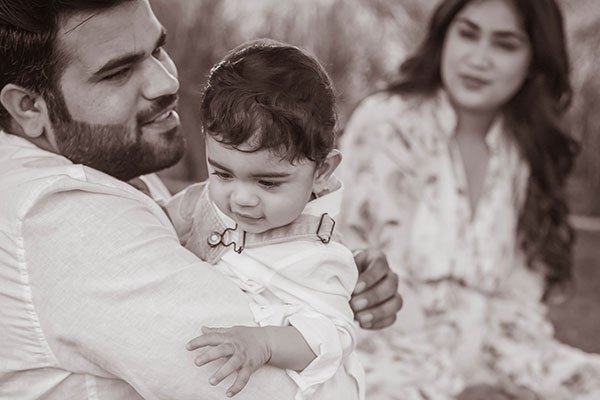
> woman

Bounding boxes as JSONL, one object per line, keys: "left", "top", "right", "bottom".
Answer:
{"left": 338, "top": 0, "right": 600, "bottom": 398}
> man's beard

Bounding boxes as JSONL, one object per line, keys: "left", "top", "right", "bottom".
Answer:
{"left": 47, "top": 90, "right": 185, "bottom": 181}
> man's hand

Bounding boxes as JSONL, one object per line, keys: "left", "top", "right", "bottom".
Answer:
{"left": 186, "top": 326, "right": 271, "bottom": 397}
{"left": 351, "top": 248, "right": 403, "bottom": 329}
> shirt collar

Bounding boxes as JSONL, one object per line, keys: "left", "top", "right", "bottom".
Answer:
{"left": 0, "top": 130, "right": 35, "bottom": 148}
{"left": 0, "top": 130, "right": 76, "bottom": 166}
{"left": 303, "top": 174, "right": 343, "bottom": 218}
{"left": 213, "top": 199, "right": 236, "bottom": 228}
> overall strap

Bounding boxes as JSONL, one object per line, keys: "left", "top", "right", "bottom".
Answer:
{"left": 186, "top": 185, "right": 341, "bottom": 264}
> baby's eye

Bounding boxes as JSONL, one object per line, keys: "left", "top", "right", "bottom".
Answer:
{"left": 258, "top": 180, "right": 281, "bottom": 189}
{"left": 211, "top": 171, "right": 233, "bottom": 180}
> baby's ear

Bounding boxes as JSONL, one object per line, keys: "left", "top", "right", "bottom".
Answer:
{"left": 313, "top": 149, "right": 342, "bottom": 193}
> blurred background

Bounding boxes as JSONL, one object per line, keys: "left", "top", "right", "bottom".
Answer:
{"left": 150, "top": 0, "right": 600, "bottom": 351}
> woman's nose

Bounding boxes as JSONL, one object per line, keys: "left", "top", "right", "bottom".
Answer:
{"left": 467, "top": 41, "right": 493, "bottom": 70}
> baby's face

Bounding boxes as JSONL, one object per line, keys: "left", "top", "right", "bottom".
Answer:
{"left": 205, "top": 136, "right": 317, "bottom": 234}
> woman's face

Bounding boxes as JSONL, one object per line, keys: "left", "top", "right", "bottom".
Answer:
{"left": 441, "top": 0, "right": 531, "bottom": 115}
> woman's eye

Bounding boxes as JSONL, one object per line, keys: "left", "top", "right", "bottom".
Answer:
{"left": 458, "top": 29, "right": 478, "bottom": 40}
{"left": 494, "top": 41, "right": 519, "bottom": 52}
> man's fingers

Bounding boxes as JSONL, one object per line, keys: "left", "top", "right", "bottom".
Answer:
{"left": 351, "top": 271, "right": 399, "bottom": 312}
{"left": 194, "top": 343, "right": 235, "bottom": 367}
{"left": 353, "top": 249, "right": 389, "bottom": 294}
{"left": 355, "top": 292, "right": 403, "bottom": 328}
{"left": 361, "top": 315, "right": 397, "bottom": 330}
{"left": 226, "top": 367, "right": 252, "bottom": 397}
{"left": 210, "top": 353, "right": 244, "bottom": 386}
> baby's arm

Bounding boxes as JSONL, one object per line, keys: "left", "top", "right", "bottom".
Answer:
{"left": 186, "top": 242, "right": 359, "bottom": 397}
{"left": 186, "top": 325, "right": 315, "bottom": 397}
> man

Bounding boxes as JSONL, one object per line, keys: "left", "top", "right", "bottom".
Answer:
{"left": 0, "top": 1, "right": 402, "bottom": 399}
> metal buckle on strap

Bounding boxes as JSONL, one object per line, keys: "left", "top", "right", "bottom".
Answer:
{"left": 206, "top": 224, "right": 246, "bottom": 253}
{"left": 316, "top": 213, "right": 336, "bottom": 244}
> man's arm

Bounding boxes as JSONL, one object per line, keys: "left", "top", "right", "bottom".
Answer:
{"left": 23, "top": 188, "right": 296, "bottom": 399}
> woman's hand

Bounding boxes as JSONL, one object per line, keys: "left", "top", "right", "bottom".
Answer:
{"left": 351, "top": 248, "right": 403, "bottom": 329}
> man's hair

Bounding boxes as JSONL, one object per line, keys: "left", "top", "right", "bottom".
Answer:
{"left": 200, "top": 38, "right": 338, "bottom": 164}
{"left": 0, "top": 0, "right": 133, "bottom": 130}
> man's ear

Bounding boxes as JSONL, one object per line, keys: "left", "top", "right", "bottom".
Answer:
{"left": 0, "top": 84, "right": 51, "bottom": 138}
{"left": 313, "top": 149, "right": 342, "bottom": 194}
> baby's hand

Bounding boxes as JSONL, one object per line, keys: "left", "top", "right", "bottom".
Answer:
{"left": 186, "top": 326, "right": 271, "bottom": 397}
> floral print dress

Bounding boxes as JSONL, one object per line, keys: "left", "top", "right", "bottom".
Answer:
{"left": 337, "top": 90, "right": 600, "bottom": 399}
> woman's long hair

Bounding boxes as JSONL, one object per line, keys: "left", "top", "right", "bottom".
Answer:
{"left": 388, "top": 0, "right": 578, "bottom": 300}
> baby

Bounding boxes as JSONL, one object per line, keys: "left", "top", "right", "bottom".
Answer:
{"left": 165, "top": 39, "right": 363, "bottom": 399}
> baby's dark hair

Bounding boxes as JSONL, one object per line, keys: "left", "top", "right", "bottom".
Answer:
{"left": 200, "top": 38, "right": 337, "bottom": 163}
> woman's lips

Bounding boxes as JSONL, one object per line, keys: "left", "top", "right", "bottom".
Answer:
{"left": 459, "top": 74, "right": 490, "bottom": 89}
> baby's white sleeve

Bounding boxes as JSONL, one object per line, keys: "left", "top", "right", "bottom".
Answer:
{"left": 251, "top": 243, "right": 362, "bottom": 399}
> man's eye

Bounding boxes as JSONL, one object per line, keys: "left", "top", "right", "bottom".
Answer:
{"left": 103, "top": 67, "right": 132, "bottom": 81}
{"left": 258, "top": 180, "right": 281, "bottom": 189}
{"left": 211, "top": 171, "right": 232, "bottom": 180}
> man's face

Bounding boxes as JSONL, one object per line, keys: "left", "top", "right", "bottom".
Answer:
{"left": 49, "top": 0, "right": 184, "bottom": 180}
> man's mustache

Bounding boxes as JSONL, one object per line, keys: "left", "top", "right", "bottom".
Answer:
{"left": 137, "top": 94, "right": 179, "bottom": 125}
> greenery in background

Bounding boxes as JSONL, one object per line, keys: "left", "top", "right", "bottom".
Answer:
{"left": 151, "top": 0, "right": 600, "bottom": 215}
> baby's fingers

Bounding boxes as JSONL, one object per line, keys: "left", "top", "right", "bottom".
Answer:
{"left": 226, "top": 367, "right": 252, "bottom": 397}
{"left": 187, "top": 330, "right": 228, "bottom": 350}
{"left": 201, "top": 326, "right": 229, "bottom": 335}
{"left": 194, "top": 343, "right": 235, "bottom": 367}
{"left": 210, "top": 353, "right": 244, "bottom": 387}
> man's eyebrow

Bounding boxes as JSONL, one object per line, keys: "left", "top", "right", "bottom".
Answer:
{"left": 93, "top": 27, "right": 167, "bottom": 77}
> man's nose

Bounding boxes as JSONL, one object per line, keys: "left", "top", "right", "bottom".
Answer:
{"left": 231, "top": 184, "right": 259, "bottom": 208}
{"left": 142, "top": 56, "right": 180, "bottom": 100}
